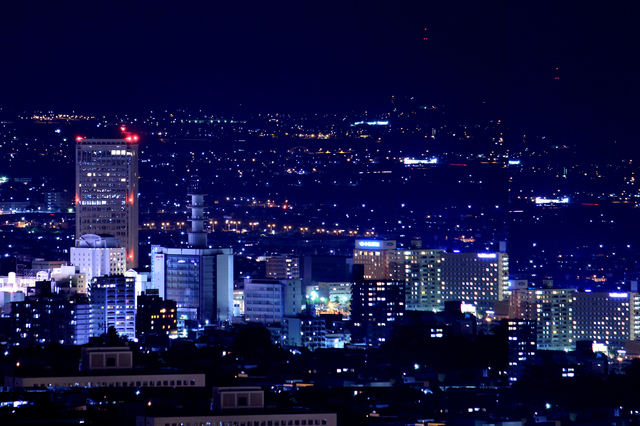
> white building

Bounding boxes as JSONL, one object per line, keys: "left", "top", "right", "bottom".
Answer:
{"left": 70, "top": 234, "right": 126, "bottom": 285}
{"left": 0, "top": 272, "right": 48, "bottom": 294}
{"left": 243, "top": 278, "right": 305, "bottom": 324}
{"left": 244, "top": 278, "right": 283, "bottom": 324}
{"left": 51, "top": 265, "right": 87, "bottom": 295}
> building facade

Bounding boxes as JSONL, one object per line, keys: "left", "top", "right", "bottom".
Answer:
{"left": 354, "top": 240, "right": 509, "bottom": 314}
{"left": 402, "top": 249, "right": 444, "bottom": 311}
{"left": 353, "top": 239, "right": 402, "bottom": 281}
{"left": 243, "top": 278, "right": 284, "bottom": 324}
{"left": 91, "top": 276, "right": 136, "bottom": 341}
{"left": 151, "top": 246, "right": 234, "bottom": 325}
{"left": 266, "top": 256, "right": 300, "bottom": 279}
{"left": 75, "top": 137, "right": 139, "bottom": 269}
{"left": 351, "top": 267, "right": 405, "bottom": 348}
{"left": 507, "top": 319, "right": 537, "bottom": 383}
{"left": 572, "top": 291, "right": 640, "bottom": 352}
{"left": 282, "top": 316, "right": 327, "bottom": 351}
{"left": 11, "top": 294, "right": 92, "bottom": 346}
{"left": 136, "top": 291, "right": 177, "bottom": 339}
{"left": 70, "top": 234, "right": 126, "bottom": 284}
{"left": 439, "top": 251, "right": 509, "bottom": 312}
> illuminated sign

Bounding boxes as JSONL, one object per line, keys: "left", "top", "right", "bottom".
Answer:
{"left": 609, "top": 293, "right": 628, "bottom": 298}
{"left": 535, "top": 197, "right": 569, "bottom": 205}
{"left": 351, "top": 121, "right": 390, "bottom": 126}
{"left": 477, "top": 253, "right": 497, "bottom": 259}
{"left": 358, "top": 241, "right": 381, "bottom": 248}
{"left": 357, "top": 240, "right": 395, "bottom": 249}
{"left": 592, "top": 342, "right": 608, "bottom": 354}
{"left": 403, "top": 157, "right": 438, "bottom": 165}
{"left": 509, "top": 280, "right": 528, "bottom": 290}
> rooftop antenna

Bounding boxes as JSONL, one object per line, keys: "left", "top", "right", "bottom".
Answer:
{"left": 187, "top": 180, "right": 208, "bottom": 248}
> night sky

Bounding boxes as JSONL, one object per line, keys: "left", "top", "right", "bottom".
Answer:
{"left": 2, "top": 1, "right": 639, "bottom": 146}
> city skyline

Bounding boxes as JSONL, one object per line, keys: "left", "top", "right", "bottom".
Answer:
{"left": 2, "top": 2, "right": 640, "bottom": 423}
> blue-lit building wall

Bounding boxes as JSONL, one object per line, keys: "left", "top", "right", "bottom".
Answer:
{"left": 151, "top": 246, "right": 234, "bottom": 326}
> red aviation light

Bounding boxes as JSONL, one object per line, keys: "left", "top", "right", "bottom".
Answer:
{"left": 133, "top": 135, "right": 138, "bottom": 141}
{"left": 126, "top": 136, "right": 132, "bottom": 141}
{"left": 121, "top": 126, "right": 126, "bottom": 132}
{"left": 75, "top": 194, "right": 80, "bottom": 205}
{"left": 76, "top": 136, "right": 84, "bottom": 142}
{"left": 128, "top": 193, "right": 135, "bottom": 205}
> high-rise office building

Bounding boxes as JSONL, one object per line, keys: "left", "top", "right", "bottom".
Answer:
{"left": 507, "top": 287, "right": 574, "bottom": 351}
{"left": 75, "top": 137, "right": 139, "bottom": 269}
{"left": 439, "top": 251, "right": 510, "bottom": 311}
{"left": 402, "top": 249, "right": 444, "bottom": 311}
{"left": 507, "top": 288, "right": 640, "bottom": 353}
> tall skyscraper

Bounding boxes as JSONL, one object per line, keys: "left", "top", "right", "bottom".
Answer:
{"left": 75, "top": 136, "right": 139, "bottom": 269}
